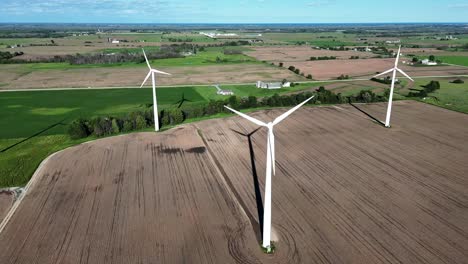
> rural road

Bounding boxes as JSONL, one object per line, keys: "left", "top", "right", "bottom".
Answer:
{"left": 0, "top": 74, "right": 467, "bottom": 93}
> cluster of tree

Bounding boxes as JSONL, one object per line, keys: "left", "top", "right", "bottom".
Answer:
{"left": 349, "top": 56, "right": 360, "bottom": 59}
{"left": 408, "top": 81, "right": 440, "bottom": 98}
{"left": 348, "top": 89, "right": 387, "bottom": 103}
{"left": 166, "top": 38, "right": 194, "bottom": 42}
{"left": 370, "top": 76, "right": 394, "bottom": 85}
{"left": 287, "top": 65, "right": 301, "bottom": 75}
{"left": 203, "top": 41, "right": 250, "bottom": 48}
{"left": 0, "top": 31, "right": 68, "bottom": 38}
{"left": 337, "top": 74, "right": 350, "bottom": 80}
{"left": 310, "top": 56, "right": 337, "bottom": 61}
{"left": 67, "top": 109, "right": 155, "bottom": 139}
{"left": 0, "top": 51, "right": 24, "bottom": 63}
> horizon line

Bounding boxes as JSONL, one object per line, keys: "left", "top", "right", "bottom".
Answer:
{"left": 1, "top": 22, "right": 468, "bottom": 25}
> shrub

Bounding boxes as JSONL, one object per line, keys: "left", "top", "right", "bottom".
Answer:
{"left": 161, "top": 111, "right": 171, "bottom": 126}
{"left": 123, "top": 119, "right": 134, "bottom": 132}
{"left": 93, "top": 117, "right": 113, "bottom": 137}
{"left": 111, "top": 118, "right": 121, "bottom": 133}
{"left": 170, "top": 109, "right": 184, "bottom": 124}
{"left": 135, "top": 115, "right": 147, "bottom": 130}
{"left": 288, "top": 66, "right": 295, "bottom": 71}
{"left": 67, "top": 119, "right": 90, "bottom": 139}
{"left": 279, "top": 62, "right": 283, "bottom": 67}
{"left": 306, "top": 74, "right": 313, "bottom": 79}
{"left": 294, "top": 69, "right": 300, "bottom": 74}
{"left": 451, "top": 79, "right": 464, "bottom": 84}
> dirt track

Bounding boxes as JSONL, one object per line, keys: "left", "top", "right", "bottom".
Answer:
{"left": 1, "top": 101, "right": 467, "bottom": 263}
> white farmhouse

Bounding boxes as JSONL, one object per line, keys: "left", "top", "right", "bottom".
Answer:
{"left": 421, "top": 59, "right": 438, "bottom": 66}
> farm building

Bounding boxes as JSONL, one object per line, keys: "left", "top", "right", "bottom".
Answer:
{"left": 217, "top": 90, "right": 234, "bottom": 96}
{"left": 421, "top": 59, "right": 438, "bottom": 66}
{"left": 256, "top": 81, "right": 283, "bottom": 89}
{"left": 214, "top": 84, "right": 234, "bottom": 95}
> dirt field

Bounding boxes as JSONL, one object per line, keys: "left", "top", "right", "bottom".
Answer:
{"left": 1, "top": 101, "right": 467, "bottom": 263}
{"left": 195, "top": 101, "right": 468, "bottom": 264}
{"left": 289, "top": 59, "right": 468, "bottom": 80}
{"left": 0, "top": 128, "right": 266, "bottom": 263}
{"left": 0, "top": 191, "right": 14, "bottom": 223}
{"left": 246, "top": 46, "right": 375, "bottom": 62}
{"left": 0, "top": 63, "right": 304, "bottom": 90}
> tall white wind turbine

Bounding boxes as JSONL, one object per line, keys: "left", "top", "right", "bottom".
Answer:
{"left": 373, "top": 45, "right": 414, "bottom": 128}
{"left": 225, "top": 96, "right": 314, "bottom": 251}
{"left": 140, "top": 49, "right": 171, "bottom": 131}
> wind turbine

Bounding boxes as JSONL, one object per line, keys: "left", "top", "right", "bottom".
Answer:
{"left": 140, "top": 49, "right": 171, "bottom": 131}
{"left": 373, "top": 45, "right": 414, "bottom": 128}
{"left": 224, "top": 96, "right": 314, "bottom": 251}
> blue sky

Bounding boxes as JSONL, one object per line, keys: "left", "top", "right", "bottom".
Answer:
{"left": 1, "top": 0, "right": 467, "bottom": 23}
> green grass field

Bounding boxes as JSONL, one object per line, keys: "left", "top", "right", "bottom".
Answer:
{"left": 261, "top": 32, "right": 358, "bottom": 46}
{"left": 439, "top": 56, "right": 468, "bottom": 67}
{"left": 404, "top": 78, "right": 468, "bottom": 113}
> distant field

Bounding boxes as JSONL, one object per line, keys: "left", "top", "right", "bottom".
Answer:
{"left": 439, "top": 56, "right": 468, "bottom": 67}
{"left": 401, "top": 78, "right": 468, "bottom": 113}
{"left": 261, "top": 32, "right": 358, "bottom": 46}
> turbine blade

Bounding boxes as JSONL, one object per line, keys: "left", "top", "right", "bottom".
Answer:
{"left": 373, "top": 68, "right": 394, "bottom": 78}
{"left": 142, "top": 49, "right": 151, "bottom": 70}
{"left": 269, "top": 129, "right": 275, "bottom": 176}
{"left": 152, "top": 69, "right": 172, "bottom": 76}
{"left": 395, "top": 45, "right": 401, "bottom": 67}
{"left": 140, "top": 71, "right": 151, "bottom": 88}
{"left": 224, "top": 106, "right": 267, "bottom": 127}
{"left": 273, "top": 96, "right": 315, "bottom": 125}
{"left": 396, "top": 68, "right": 414, "bottom": 82}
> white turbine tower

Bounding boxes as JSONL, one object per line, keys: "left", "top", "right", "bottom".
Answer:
{"left": 373, "top": 45, "right": 414, "bottom": 128}
{"left": 140, "top": 49, "right": 171, "bottom": 131}
{"left": 224, "top": 96, "right": 314, "bottom": 251}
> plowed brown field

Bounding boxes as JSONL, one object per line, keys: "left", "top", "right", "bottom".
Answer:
{"left": 1, "top": 101, "right": 467, "bottom": 263}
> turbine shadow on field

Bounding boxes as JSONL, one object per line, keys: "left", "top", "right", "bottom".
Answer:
{"left": 231, "top": 127, "right": 264, "bottom": 240}
{"left": 347, "top": 98, "right": 385, "bottom": 127}
{"left": 174, "top": 93, "right": 192, "bottom": 108}
{"left": 0, "top": 119, "right": 67, "bottom": 153}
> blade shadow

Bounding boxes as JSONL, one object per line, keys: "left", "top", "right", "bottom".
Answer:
{"left": 0, "top": 119, "right": 67, "bottom": 153}
{"left": 175, "top": 93, "right": 192, "bottom": 108}
{"left": 347, "top": 98, "right": 386, "bottom": 127}
{"left": 231, "top": 127, "right": 264, "bottom": 240}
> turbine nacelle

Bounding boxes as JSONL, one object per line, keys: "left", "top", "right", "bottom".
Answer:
{"left": 140, "top": 48, "right": 172, "bottom": 88}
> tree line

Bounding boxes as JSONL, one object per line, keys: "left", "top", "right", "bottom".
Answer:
{"left": 68, "top": 87, "right": 388, "bottom": 139}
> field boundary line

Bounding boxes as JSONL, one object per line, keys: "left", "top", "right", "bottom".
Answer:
{"left": 193, "top": 125, "right": 262, "bottom": 241}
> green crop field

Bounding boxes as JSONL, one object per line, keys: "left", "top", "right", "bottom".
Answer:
{"left": 261, "top": 32, "right": 358, "bottom": 46}
{"left": 439, "top": 56, "right": 468, "bottom": 67}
